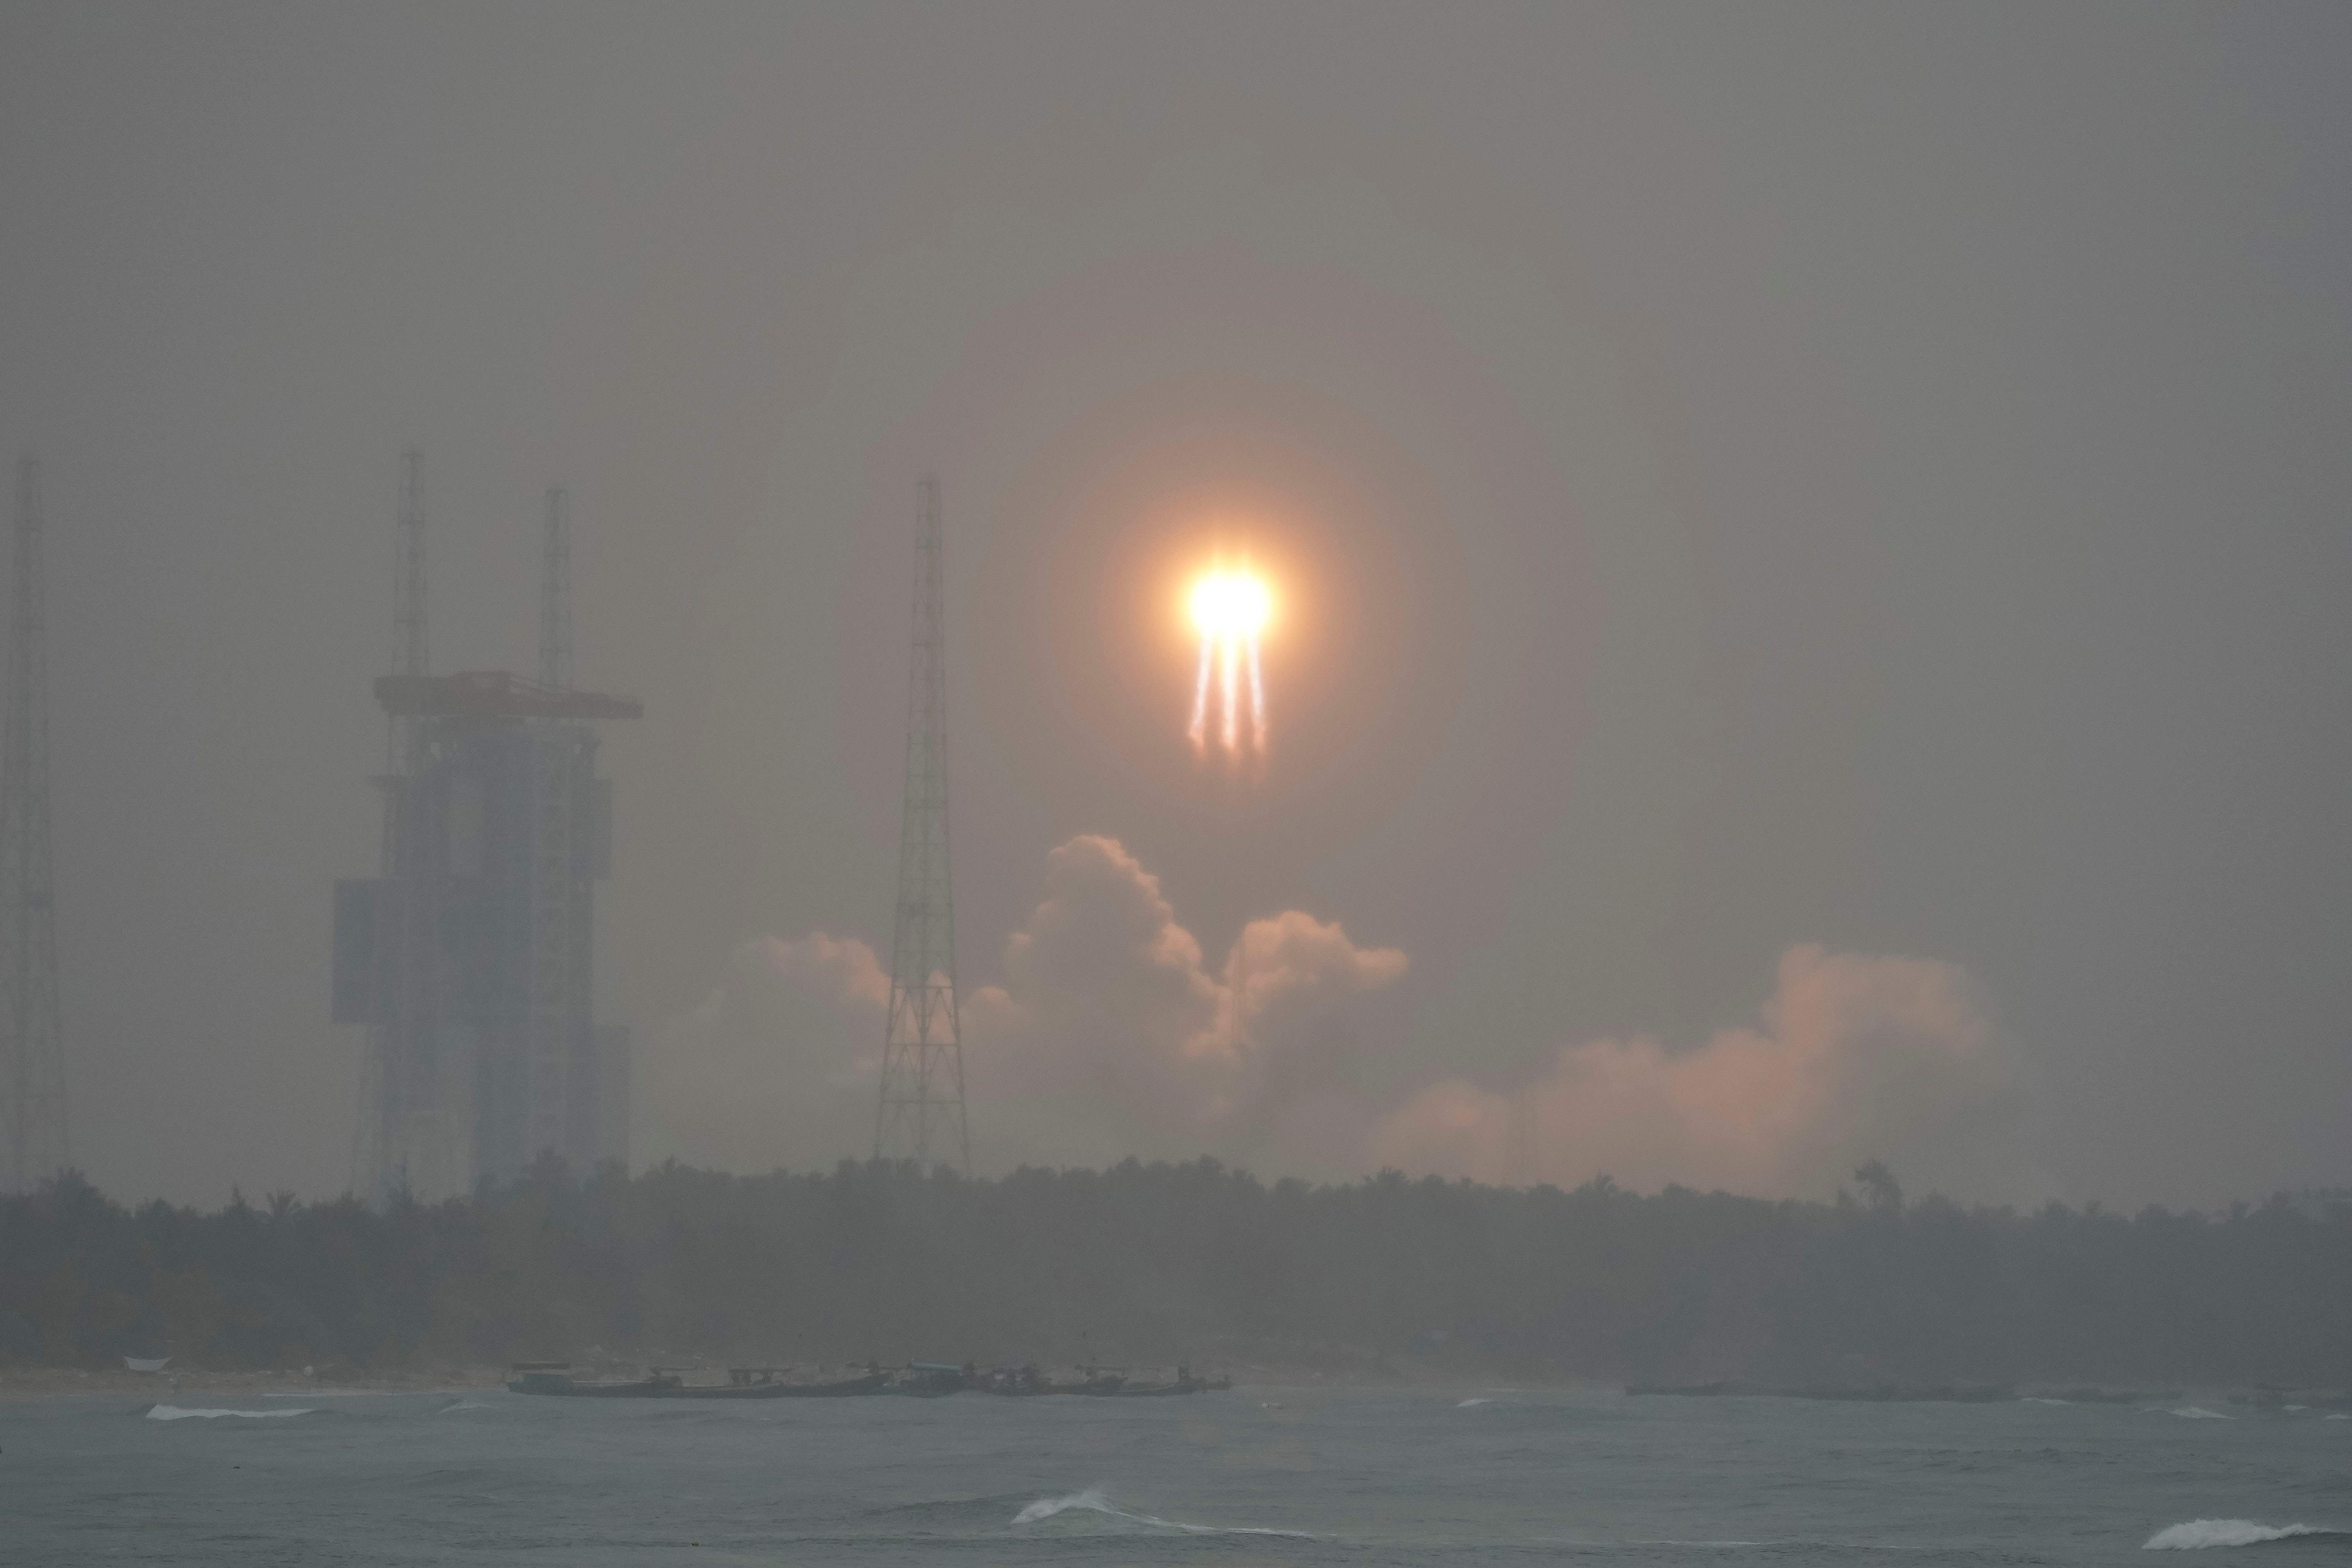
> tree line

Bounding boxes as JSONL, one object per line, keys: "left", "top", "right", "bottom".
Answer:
{"left": 1, "top": 1157, "right": 2345, "bottom": 1388}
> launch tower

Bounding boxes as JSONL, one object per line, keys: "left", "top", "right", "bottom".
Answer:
{"left": 338, "top": 458, "right": 636, "bottom": 1200}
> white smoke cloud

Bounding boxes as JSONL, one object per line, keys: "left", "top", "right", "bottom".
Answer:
{"left": 639, "top": 833, "right": 1407, "bottom": 1173}
{"left": 1374, "top": 944, "right": 2032, "bottom": 1202}
{"left": 965, "top": 835, "right": 1408, "bottom": 1167}
{"left": 643, "top": 843, "right": 2028, "bottom": 1201}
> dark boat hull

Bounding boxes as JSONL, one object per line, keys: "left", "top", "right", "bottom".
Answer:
{"left": 761, "top": 1374, "right": 890, "bottom": 1398}
{"left": 885, "top": 1373, "right": 968, "bottom": 1397}
{"left": 508, "top": 1376, "right": 681, "bottom": 1398}
{"left": 658, "top": 1374, "right": 891, "bottom": 1399}
{"left": 1115, "top": 1381, "right": 1222, "bottom": 1396}
{"left": 508, "top": 1372, "right": 889, "bottom": 1399}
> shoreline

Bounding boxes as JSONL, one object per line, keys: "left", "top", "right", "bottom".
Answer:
{"left": 3, "top": 1363, "right": 2339, "bottom": 1410}
{"left": 0, "top": 1367, "right": 504, "bottom": 1402}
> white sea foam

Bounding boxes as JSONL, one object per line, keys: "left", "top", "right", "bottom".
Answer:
{"left": 2168, "top": 1406, "right": 2232, "bottom": 1419}
{"left": 145, "top": 1405, "right": 314, "bottom": 1421}
{"left": 2143, "top": 1519, "right": 2338, "bottom": 1550}
{"left": 437, "top": 1400, "right": 489, "bottom": 1414}
{"left": 2327, "top": 1413, "right": 2350, "bottom": 1422}
{"left": 1011, "top": 1488, "right": 1314, "bottom": 1538}
{"left": 1013, "top": 1487, "right": 1113, "bottom": 1525}
{"left": 1457, "top": 1397, "right": 1492, "bottom": 1407}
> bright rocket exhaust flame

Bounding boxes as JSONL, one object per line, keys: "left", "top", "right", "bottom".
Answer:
{"left": 1247, "top": 634, "right": 1267, "bottom": 755}
{"left": 1187, "top": 568, "right": 1271, "bottom": 764}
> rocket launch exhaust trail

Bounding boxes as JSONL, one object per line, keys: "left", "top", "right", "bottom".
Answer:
{"left": 1187, "top": 566, "right": 1272, "bottom": 766}
{"left": 1189, "top": 637, "right": 1214, "bottom": 750}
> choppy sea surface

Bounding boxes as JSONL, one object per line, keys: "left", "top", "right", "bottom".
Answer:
{"left": 3, "top": 1385, "right": 2347, "bottom": 1564}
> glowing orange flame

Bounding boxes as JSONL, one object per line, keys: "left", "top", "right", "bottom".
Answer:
{"left": 1187, "top": 567, "right": 1272, "bottom": 764}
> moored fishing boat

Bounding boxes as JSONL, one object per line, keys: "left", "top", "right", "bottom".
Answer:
{"left": 1057, "top": 1368, "right": 1127, "bottom": 1396}
{"left": 504, "top": 1359, "right": 1225, "bottom": 1399}
{"left": 506, "top": 1363, "right": 890, "bottom": 1398}
{"left": 1113, "top": 1365, "right": 1230, "bottom": 1396}
{"left": 886, "top": 1362, "right": 971, "bottom": 1397}
{"left": 507, "top": 1365, "right": 683, "bottom": 1398}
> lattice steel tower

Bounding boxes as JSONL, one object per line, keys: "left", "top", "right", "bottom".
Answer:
{"left": 539, "top": 485, "right": 570, "bottom": 690}
{"left": 0, "top": 458, "right": 69, "bottom": 1192}
{"left": 874, "top": 476, "right": 967, "bottom": 1171}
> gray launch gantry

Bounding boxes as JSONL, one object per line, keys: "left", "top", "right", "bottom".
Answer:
{"left": 338, "top": 458, "right": 637, "bottom": 1201}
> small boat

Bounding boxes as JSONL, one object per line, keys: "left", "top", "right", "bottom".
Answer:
{"left": 886, "top": 1362, "right": 970, "bottom": 1397}
{"left": 760, "top": 1372, "right": 891, "bottom": 1398}
{"left": 666, "top": 1371, "right": 891, "bottom": 1399}
{"left": 508, "top": 1366, "right": 683, "bottom": 1398}
{"left": 1114, "top": 1366, "right": 1229, "bottom": 1396}
{"left": 974, "top": 1363, "right": 1048, "bottom": 1396}
{"left": 506, "top": 1363, "right": 889, "bottom": 1399}
{"left": 1056, "top": 1369, "right": 1127, "bottom": 1396}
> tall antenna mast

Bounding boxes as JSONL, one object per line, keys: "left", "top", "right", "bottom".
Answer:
{"left": 538, "top": 484, "right": 570, "bottom": 689}
{"left": 0, "top": 457, "right": 69, "bottom": 1191}
{"left": 874, "top": 475, "right": 967, "bottom": 1171}
{"left": 396, "top": 449, "right": 426, "bottom": 684}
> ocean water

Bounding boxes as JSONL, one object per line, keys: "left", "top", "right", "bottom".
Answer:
{"left": 2, "top": 1386, "right": 2346, "bottom": 1564}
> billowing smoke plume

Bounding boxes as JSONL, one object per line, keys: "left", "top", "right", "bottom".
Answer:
{"left": 642, "top": 841, "right": 2029, "bottom": 1200}
{"left": 1375, "top": 945, "right": 2031, "bottom": 1201}
{"left": 637, "top": 834, "right": 1406, "bottom": 1174}
{"left": 965, "top": 835, "right": 1408, "bottom": 1168}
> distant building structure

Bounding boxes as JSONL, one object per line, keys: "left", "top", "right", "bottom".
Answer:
{"left": 338, "top": 458, "right": 636, "bottom": 1201}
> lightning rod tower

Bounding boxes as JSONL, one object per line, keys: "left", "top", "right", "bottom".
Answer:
{"left": 1, "top": 457, "right": 70, "bottom": 1192}
{"left": 874, "top": 475, "right": 968, "bottom": 1171}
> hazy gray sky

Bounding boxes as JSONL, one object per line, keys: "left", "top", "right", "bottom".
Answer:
{"left": 2, "top": 2, "right": 2346, "bottom": 1209}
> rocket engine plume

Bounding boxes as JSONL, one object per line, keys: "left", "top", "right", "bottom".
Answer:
{"left": 1187, "top": 566, "right": 1271, "bottom": 766}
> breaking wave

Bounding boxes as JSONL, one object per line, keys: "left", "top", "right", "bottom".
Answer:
{"left": 145, "top": 1405, "right": 314, "bottom": 1421}
{"left": 436, "top": 1400, "right": 490, "bottom": 1414}
{"left": 2169, "top": 1407, "right": 2233, "bottom": 1420}
{"left": 2143, "top": 1520, "right": 2345, "bottom": 1550}
{"left": 1011, "top": 1487, "right": 1314, "bottom": 1538}
{"left": 1457, "top": 1397, "right": 1493, "bottom": 1407}
{"left": 1012, "top": 1488, "right": 1111, "bottom": 1526}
